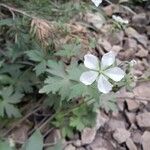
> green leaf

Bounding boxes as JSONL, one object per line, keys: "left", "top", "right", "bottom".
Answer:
{"left": 0, "top": 64, "right": 24, "bottom": 76}
{"left": 23, "top": 130, "right": 43, "bottom": 150}
{"left": 61, "top": 126, "right": 74, "bottom": 138}
{"left": 0, "top": 18, "right": 15, "bottom": 26}
{"left": 70, "top": 117, "right": 85, "bottom": 131}
{"left": 34, "top": 60, "right": 47, "bottom": 76}
{"left": 54, "top": 44, "right": 81, "bottom": 58}
{"left": 0, "top": 86, "right": 23, "bottom": 118}
{"left": 4, "top": 104, "right": 21, "bottom": 118}
{"left": 26, "top": 50, "right": 45, "bottom": 62}
{"left": 0, "top": 140, "right": 12, "bottom": 150}
{"left": 0, "top": 75, "right": 14, "bottom": 85}
{"left": 70, "top": 104, "right": 96, "bottom": 131}
{"left": 39, "top": 76, "right": 73, "bottom": 100}
{"left": 67, "top": 63, "right": 85, "bottom": 81}
{"left": 0, "top": 60, "right": 4, "bottom": 68}
{"left": 0, "top": 64, "right": 34, "bottom": 93}
{"left": 14, "top": 69, "right": 35, "bottom": 93}
{"left": 100, "top": 93, "right": 117, "bottom": 112}
{"left": 69, "top": 83, "right": 87, "bottom": 100}
{"left": 47, "top": 60, "right": 66, "bottom": 78}
{"left": 44, "top": 94, "right": 61, "bottom": 111}
{"left": 40, "top": 60, "right": 76, "bottom": 100}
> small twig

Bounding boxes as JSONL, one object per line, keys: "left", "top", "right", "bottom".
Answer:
{"left": 43, "top": 127, "right": 54, "bottom": 138}
{"left": 104, "top": 0, "right": 113, "bottom": 4}
{"left": 120, "top": 5, "right": 136, "bottom": 15}
{"left": 38, "top": 115, "right": 56, "bottom": 131}
{"left": 43, "top": 142, "right": 56, "bottom": 147}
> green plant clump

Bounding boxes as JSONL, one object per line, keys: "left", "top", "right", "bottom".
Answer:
{"left": 0, "top": 0, "right": 134, "bottom": 149}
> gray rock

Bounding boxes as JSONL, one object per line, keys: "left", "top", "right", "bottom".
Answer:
{"left": 123, "top": 38, "right": 137, "bottom": 51}
{"left": 125, "top": 27, "right": 139, "bottom": 38}
{"left": 146, "top": 26, "right": 150, "bottom": 36}
{"left": 125, "top": 111, "right": 136, "bottom": 125}
{"left": 108, "top": 119, "right": 126, "bottom": 131}
{"left": 135, "top": 45, "right": 148, "bottom": 58}
{"left": 133, "top": 82, "right": 150, "bottom": 100}
{"left": 132, "top": 131, "right": 142, "bottom": 144}
{"left": 98, "top": 38, "right": 112, "bottom": 52}
{"left": 76, "top": 148, "right": 85, "bottom": 150}
{"left": 90, "top": 136, "right": 114, "bottom": 150}
{"left": 136, "top": 113, "right": 150, "bottom": 128}
{"left": 108, "top": 31, "right": 124, "bottom": 45}
{"left": 126, "top": 99, "right": 139, "bottom": 112}
{"left": 95, "top": 111, "right": 109, "bottom": 130}
{"left": 73, "top": 140, "right": 81, "bottom": 147}
{"left": 116, "top": 87, "right": 134, "bottom": 99}
{"left": 125, "top": 27, "right": 148, "bottom": 48}
{"left": 126, "top": 138, "right": 137, "bottom": 150}
{"left": 84, "top": 12, "right": 105, "bottom": 30}
{"left": 117, "top": 99, "right": 125, "bottom": 111}
{"left": 103, "top": 5, "right": 114, "bottom": 16}
{"left": 113, "top": 128, "right": 131, "bottom": 144}
{"left": 132, "top": 13, "right": 147, "bottom": 25}
{"left": 112, "top": 45, "right": 122, "bottom": 53}
{"left": 141, "top": 131, "right": 150, "bottom": 150}
{"left": 64, "top": 144, "right": 76, "bottom": 150}
{"left": 81, "top": 128, "right": 96, "bottom": 145}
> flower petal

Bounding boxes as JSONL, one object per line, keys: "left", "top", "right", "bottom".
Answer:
{"left": 101, "top": 51, "right": 116, "bottom": 69}
{"left": 104, "top": 67, "right": 125, "bottom": 82}
{"left": 97, "top": 74, "right": 113, "bottom": 94}
{"left": 84, "top": 54, "right": 99, "bottom": 70}
{"left": 91, "top": 0, "right": 102, "bottom": 7}
{"left": 80, "top": 71, "right": 98, "bottom": 85}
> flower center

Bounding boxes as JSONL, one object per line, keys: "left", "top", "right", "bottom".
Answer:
{"left": 98, "top": 69, "right": 104, "bottom": 75}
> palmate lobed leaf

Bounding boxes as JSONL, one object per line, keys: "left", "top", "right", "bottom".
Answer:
{"left": 0, "top": 86, "right": 23, "bottom": 118}
{"left": 26, "top": 49, "right": 48, "bottom": 76}
{"left": 61, "top": 126, "right": 74, "bottom": 138}
{"left": 67, "top": 62, "right": 86, "bottom": 81}
{"left": 69, "top": 83, "right": 86, "bottom": 100}
{"left": 39, "top": 76, "right": 74, "bottom": 100}
{"left": 47, "top": 60, "right": 66, "bottom": 78}
{"left": 26, "top": 50, "right": 45, "bottom": 62}
{"left": 34, "top": 60, "right": 47, "bottom": 76}
{"left": 99, "top": 93, "right": 117, "bottom": 112}
{"left": 40, "top": 60, "right": 86, "bottom": 101}
{"left": 54, "top": 44, "right": 81, "bottom": 58}
{"left": 70, "top": 117, "right": 85, "bottom": 131}
{"left": 1, "top": 86, "right": 24, "bottom": 104}
{"left": 0, "top": 64, "right": 35, "bottom": 93}
{"left": 14, "top": 70, "right": 35, "bottom": 93}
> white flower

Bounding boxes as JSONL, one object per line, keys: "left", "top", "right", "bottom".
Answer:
{"left": 80, "top": 51, "right": 125, "bottom": 94}
{"left": 91, "top": 0, "right": 102, "bottom": 7}
{"left": 112, "top": 15, "right": 129, "bottom": 24}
